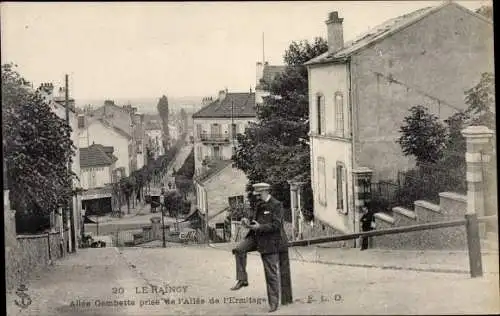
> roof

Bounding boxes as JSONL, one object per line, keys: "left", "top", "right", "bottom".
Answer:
{"left": 80, "top": 144, "right": 117, "bottom": 168}
{"left": 194, "top": 160, "right": 232, "bottom": 183}
{"left": 306, "top": 2, "right": 485, "bottom": 66}
{"left": 145, "top": 120, "right": 162, "bottom": 130}
{"left": 95, "top": 118, "right": 132, "bottom": 139}
{"left": 192, "top": 92, "right": 256, "bottom": 119}
{"left": 208, "top": 207, "right": 230, "bottom": 223}
{"left": 257, "top": 65, "right": 286, "bottom": 90}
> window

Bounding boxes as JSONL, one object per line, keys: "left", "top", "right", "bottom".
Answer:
{"left": 335, "top": 92, "right": 344, "bottom": 137}
{"left": 336, "top": 162, "right": 346, "bottom": 214}
{"left": 77, "top": 115, "right": 85, "bottom": 129}
{"left": 316, "top": 94, "right": 325, "bottom": 135}
{"left": 196, "top": 124, "right": 202, "bottom": 139}
{"left": 211, "top": 123, "right": 221, "bottom": 137}
{"left": 213, "top": 146, "right": 221, "bottom": 159}
{"left": 317, "top": 157, "right": 326, "bottom": 206}
{"left": 231, "top": 124, "right": 237, "bottom": 139}
{"left": 197, "top": 146, "right": 203, "bottom": 161}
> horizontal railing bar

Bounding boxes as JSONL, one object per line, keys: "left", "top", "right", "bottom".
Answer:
{"left": 477, "top": 215, "right": 498, "bottom": 223}
{"left": 289, "top": 218, "right": 466, "bottom": 247}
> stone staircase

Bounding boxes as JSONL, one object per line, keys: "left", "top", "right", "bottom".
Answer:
{"left": 373, "top": 192, "right": 498, "bottom": 252}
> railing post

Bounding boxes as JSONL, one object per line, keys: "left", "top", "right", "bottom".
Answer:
{"left": 279, "top": 250, "right": 293, "bottom": 305}
{"left": 465, "top": 213, "right": 483, "bottom": 278}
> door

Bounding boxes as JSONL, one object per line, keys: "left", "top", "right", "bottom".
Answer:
{"left": 213, "top": 146, "right": 221, "bottom": 159}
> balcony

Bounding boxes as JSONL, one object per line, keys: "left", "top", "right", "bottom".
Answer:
{"left": 200, "top": 133, "right": 231, "bottom": 144}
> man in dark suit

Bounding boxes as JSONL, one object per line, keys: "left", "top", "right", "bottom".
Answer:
{"left": 230, "top": 183, "right": 290, "bottom": 313}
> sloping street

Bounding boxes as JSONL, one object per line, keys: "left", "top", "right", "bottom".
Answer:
{"left": 6, "top": 246, "right": 499, "bottom": 315}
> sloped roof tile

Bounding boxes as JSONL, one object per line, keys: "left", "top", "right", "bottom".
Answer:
{"left": 192, "top": 92, "right": 256, "bottom": 119}
{"left": 194, "top": 160, "right": 232, "bottom": 183}
{"left": 80, "top": 144, "right": 117, "bottom": 168}
{"left": 306, "top": 4, "right": 450, "bottom": 65}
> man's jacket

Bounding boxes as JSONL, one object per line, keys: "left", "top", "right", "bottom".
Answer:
{"left": 246, "top": 196, "right": 289, "bottom": 254}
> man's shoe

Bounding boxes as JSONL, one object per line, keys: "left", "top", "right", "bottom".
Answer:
{"left": 268, "top": 304, "right": 278, "bottom": 313}
{"left": 230, "top": 280, "right": 248, "bottom": 291}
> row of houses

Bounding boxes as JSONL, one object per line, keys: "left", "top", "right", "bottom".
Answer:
{"left": 191, "top": 2, "right": 493, "bottom": 237}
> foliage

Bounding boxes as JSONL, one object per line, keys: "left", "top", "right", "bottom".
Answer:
{"left": 157, "top": 95, "right": 169, "bottom": 150}
{"left": 174, "top": 148, "right": 194, "bottom": 179}
{"left": 2, "top": 63, "right": 76, "bottom": 215}
{"left": 397, "top": 105, "right": 447, "bottom": 165}
{"left": 164, "top": 190, "right": 183, "bottom": 217}
{"left": 232, "top": 38, "right": 327, "bottom": 211}
{"left": 179, "top": 108, "right": 189, "bottom": 132}
{"left": 119, "top": 176, "right": 134, "bottom": 213}
{"left": 464, "top": 72, "right": 495, "bottom": 130}
{"left": 394, "top": 74, "right": 494, "bottom": 206}
{"left": 476, "top": 5, "right": 493, "bottom": 20}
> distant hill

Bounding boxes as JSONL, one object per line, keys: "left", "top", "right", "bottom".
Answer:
{"left": 76, "top": 96, "right": 205, "bottom": 114}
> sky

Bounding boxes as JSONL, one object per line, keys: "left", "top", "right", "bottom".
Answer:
{"left": 1, "top": 1, "right": 488, "bottom": 103}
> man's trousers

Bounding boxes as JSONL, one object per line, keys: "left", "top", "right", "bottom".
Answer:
{"left": 232, "top": 237, "right": 292, "bottom": 307}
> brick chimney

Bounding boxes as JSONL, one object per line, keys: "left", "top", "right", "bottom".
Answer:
{"left": 326, "top": 11, "right": 344, "bottom": 54}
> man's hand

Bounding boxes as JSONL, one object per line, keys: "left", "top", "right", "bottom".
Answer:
{"left": 248, "top": 220, "right": 261, "bottom": 230}
{"left": 241, "top": 218, "right": 250, "bottom": 228}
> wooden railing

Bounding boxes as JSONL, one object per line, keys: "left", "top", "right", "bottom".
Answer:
{"left": 288, "top": 213, "right": 497, "bottom": 278}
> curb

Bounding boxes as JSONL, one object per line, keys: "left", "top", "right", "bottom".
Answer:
{"left": 208, "top": 243, "right": 498, "bottom": 275}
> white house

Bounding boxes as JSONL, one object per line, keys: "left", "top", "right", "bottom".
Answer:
{"left": 192, "top": 89, "right": 257, "bottom": 174}
{"left": 192, "top": 89, "right": 257, "bottom": 223}
{"left": 79, "top": 144, "right": 117, "bottom": 189}
{"left": 145, "top": 121, "right": 164, "bottom": 160}
{"left": 37, "top": 82, "right": 82, "bottom": 249}
{"left": 305, "top": 3, "right": 493, "bottom": 234}
{"left": 78, "top": 118, "right": 133, "bottom": 176}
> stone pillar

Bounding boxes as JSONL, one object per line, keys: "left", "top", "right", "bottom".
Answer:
{"left": 288, "top": 181, "right": 298, "bottom": 241}
{"left": 461, "top": 126, "right": 494, "bottom": 218}
{"left": 352, "top": 167, "right": 373, "bottom": 234}
{"left": 296, "top": 182, "right": 305, "bottom": 240}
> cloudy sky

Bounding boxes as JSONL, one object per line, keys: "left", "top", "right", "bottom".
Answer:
{"left": 1, "top": 1, "right": 487, "bottom": 102}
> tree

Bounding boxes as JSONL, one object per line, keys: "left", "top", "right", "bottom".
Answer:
{"left": 464, "top": 72, "right": 495, "bottom": 130}
{"left": 232, "top": 38, "right": 327, "bottom": 210}
{"left": 397, "top": 105, "right": 447, "bottom": 165}
{"left": 119, "top": 177, "right": 134, "bottom": 214}
{"left": 157, "top": 95, "right": 170, "bottom": 151}
{"left": 180, "top": 108, "right": 188, "bottom": 133}
{"left": 2, "top": 63, "right": 76, "bottom": 218}
{"left": 476, "top": 5, "right": 493, "bottom": 20}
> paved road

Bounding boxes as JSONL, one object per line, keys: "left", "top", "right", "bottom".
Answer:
{"left": 7, "top": 246, "right": 499, "bottom": 315}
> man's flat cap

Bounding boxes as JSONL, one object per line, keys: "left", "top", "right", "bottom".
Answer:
{"left": 252, "top": 182, "right": 271, "bottom": 194}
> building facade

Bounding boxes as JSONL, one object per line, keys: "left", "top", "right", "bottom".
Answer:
{"left": 37, "top": 83, "right": 82, "bottom": 248}
{"left": 305, "top": 2, "right": 494, "bottom": 233}
{"left": 78, "top": 118, "right": 133, "bottom": 176}
{"left": 81, "top": 100, "right": 147, "bottom": 173}
{"left": 192, "top": 89, "right": 256, "bottom": 221}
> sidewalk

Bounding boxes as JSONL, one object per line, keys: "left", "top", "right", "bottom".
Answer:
{"left": 210, "top": 242, "right": 499, "bottom": 275}
{"left": 6, "top": 248, "right": 150, "bottom": 316}
{"left": 6, "top": 246, "right": 499, "bottom": 315}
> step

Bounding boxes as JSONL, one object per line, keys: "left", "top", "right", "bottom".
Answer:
{"left": 414, "top": 200, "right": 441, "bottom": 223}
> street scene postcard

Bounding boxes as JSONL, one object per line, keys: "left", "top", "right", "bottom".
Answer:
{"left": 2, "top": 1, "right": 498, "bottom": 315}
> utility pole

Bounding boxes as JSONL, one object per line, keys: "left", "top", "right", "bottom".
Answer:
{"left": 231, "top": 100, "right": 234, "bottom": 140}
{"left": 262, "top": 32, "right": 265, "bottom": 64}
{"left": 205, "top": 191, "right": 209, "bottom": 244}
{"left": 65, "top": 74, "right": 75, "bottom": 253}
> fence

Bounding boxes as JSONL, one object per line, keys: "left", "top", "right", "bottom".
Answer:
{"left": 395, "top": 161, "right": 466, "bottom": 208}
{"left": 370, "top": 181, "right": 400, "bottom": 207}
{"left": 289, "top": 213, "right": 497, "bottom": 278}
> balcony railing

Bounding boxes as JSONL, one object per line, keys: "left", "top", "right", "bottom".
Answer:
{"left": 200, "top": 133, "right": 230, "bottom": 143}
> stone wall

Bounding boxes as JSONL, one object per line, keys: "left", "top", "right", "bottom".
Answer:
{"left": 5, "top": 207, "right": 69, "bottom": 291}
{"left": 372, "top": 192, "right": 467, "bottom": 250}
